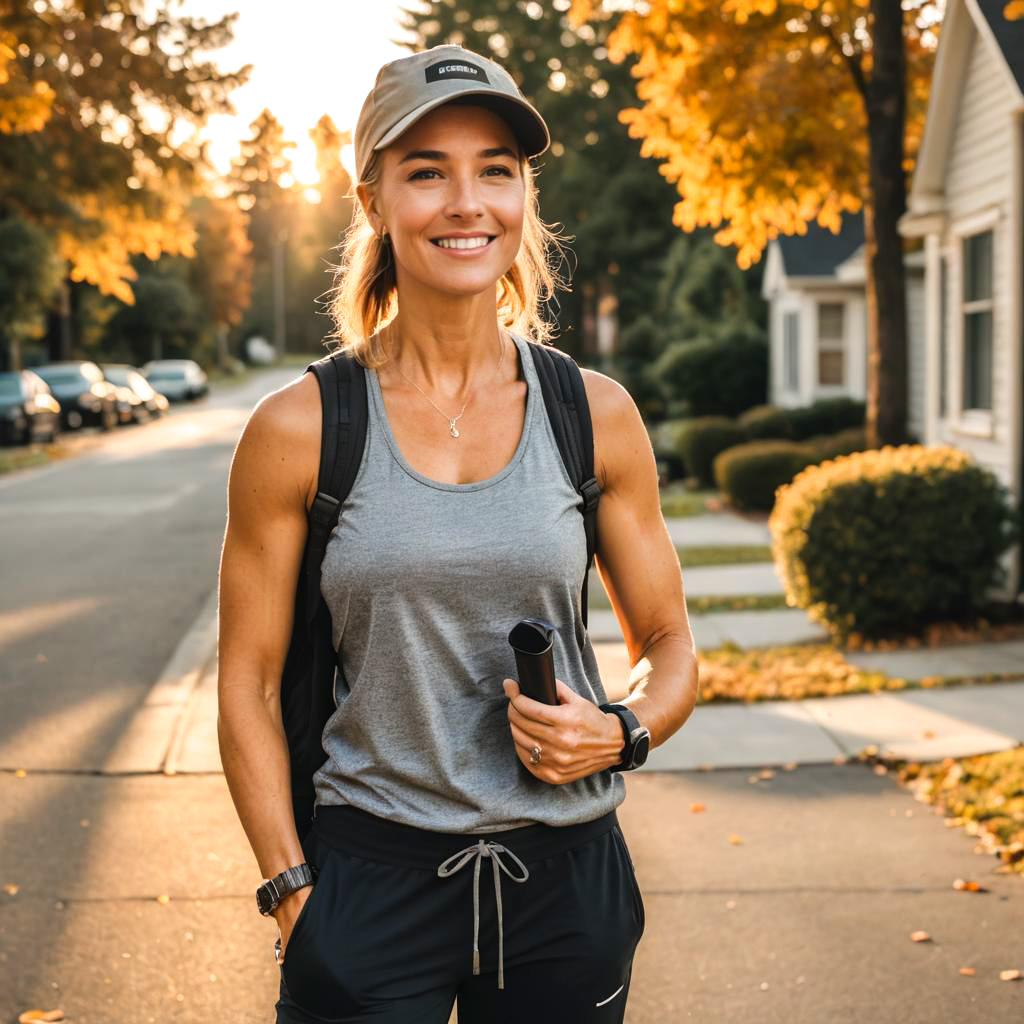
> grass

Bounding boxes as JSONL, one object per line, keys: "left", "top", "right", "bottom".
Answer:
{"left": 660, "top": 483, "right": 715, "bottom": 518}
{"left": 677, "top": 544, "right": 774, "bottom": 567}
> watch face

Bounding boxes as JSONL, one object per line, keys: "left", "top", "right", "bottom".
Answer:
{"left": 630, "top": 728, "right": 651, "bottom": 767}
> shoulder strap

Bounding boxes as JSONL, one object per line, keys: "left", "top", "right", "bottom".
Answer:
{"left": 281, "top": 348, "right": 367, "bottom": 841}
{"left": 303, "top": 349, "right": 368, "bottom": 618}
{"left": 526, "top": 341, "right": 602, "bottom": 632}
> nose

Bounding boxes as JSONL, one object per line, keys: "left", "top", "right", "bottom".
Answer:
{"left": 442, "top": 170, "right": 487, "bottom": 221}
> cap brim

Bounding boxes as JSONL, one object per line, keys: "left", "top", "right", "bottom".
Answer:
{"left": 374, "top": 89, "right": 550, "bottom": 160}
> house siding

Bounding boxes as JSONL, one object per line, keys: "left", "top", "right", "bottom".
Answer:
{"left": 935, "top": 25, "right": 1017, "bottom": 498}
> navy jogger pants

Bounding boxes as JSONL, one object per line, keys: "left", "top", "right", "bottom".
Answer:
{"left": 275, "top": 802, "right": 646, "bottom": 1023}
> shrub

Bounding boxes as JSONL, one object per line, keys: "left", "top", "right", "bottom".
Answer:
{"left": 788, "top": 396, "right": 865, "bottom": 439}
{"left": 738, "top": 404, "right": 798, "bottom": 440}
{"left": 654, "top": 335, "right": 769, "bottom": 417}
{"left": 713, "top": 440, "right": 819, "bottom": 511}
{"left": 769, "top": 445, "right": 1020, "bottom": 643}
{"left": 807, "top": 427, "right": 869, "bottom": 462}
{"left": 676, "top": 416, "right": 747, "bottom": 486}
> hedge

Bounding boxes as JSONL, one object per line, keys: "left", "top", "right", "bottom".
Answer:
{"left": 768, "top": 445, "right": 1020, "bottom": 642}
{"left": 676, "top": 416, "right": 747, "bottom": 486}
{"left": 712, "top": 440, "right": 819, "bottom": 511}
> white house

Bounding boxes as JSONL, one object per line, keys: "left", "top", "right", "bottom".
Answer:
{"left": 898, "top": 0, "right": 1023, "bottom": 598}
{"left": 760, "top": 213, "right": 926, "bottom": 441}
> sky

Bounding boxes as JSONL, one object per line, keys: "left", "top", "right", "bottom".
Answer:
{"left": 182, "top": 1, "right": 425, "bottom": 187}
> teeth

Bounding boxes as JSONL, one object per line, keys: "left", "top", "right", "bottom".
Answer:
{"left": 433, "top": 236, "right": 491, "bottom": 249}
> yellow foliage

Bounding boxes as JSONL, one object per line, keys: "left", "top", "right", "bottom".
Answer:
{"left": 569, "top": 0, "right": 934, "bottom": 268}
{"left": 0, "top": 30, "right": 56, "bottom": 134}
{"left": 58, "top": 190, "right": 197, "bottom": 303}
{"left": 1005, "top": 1, "right": 1024, "bottom": 21}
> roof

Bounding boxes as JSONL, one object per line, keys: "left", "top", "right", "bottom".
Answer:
{"left": 974, "top": 0, "right": 1024, "bottom": 97}
{"left": 774, "top": 213, "right": 865, "bottom": 277}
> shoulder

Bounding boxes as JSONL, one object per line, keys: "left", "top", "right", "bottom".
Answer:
{"left": 233, "top": 369, "right": 322, "bottom": 516}
{"left": 579, "top": 366, "right": 651, "bottom": 497}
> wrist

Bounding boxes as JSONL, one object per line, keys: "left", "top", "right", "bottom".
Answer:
{"left": 603, "top": 710, "right": 627, "bottom": 769}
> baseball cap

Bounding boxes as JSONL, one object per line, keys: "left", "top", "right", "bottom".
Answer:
{"left": 354, "top": 44, "right": 551, "bottom": 181}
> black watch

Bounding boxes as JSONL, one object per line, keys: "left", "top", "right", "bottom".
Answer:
{"left": 599, "top": 702, "right": 651, "bottom": 772}
{"left": 256, "top": 862, "right": 318, "bottom": 916}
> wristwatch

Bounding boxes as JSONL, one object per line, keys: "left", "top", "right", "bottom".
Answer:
{"left": 256, "top": 862, "right": 318, "bottom": 916}
{"left": 599, "top": 702, "right": 651, "bottom": 772}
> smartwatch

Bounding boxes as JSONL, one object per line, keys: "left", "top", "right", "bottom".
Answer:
{"left": 256, "top": 862, "right": 318, "bottom": 916}
{"left": 599, "top": 702, "right": 651, "bottom": 772}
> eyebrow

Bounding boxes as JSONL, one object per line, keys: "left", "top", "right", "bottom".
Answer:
{"left": 397, "top": 146, "right": 519, "bottom": 165}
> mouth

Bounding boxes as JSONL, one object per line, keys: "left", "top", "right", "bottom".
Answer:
{"left": 430, "top": 235, "right": 497, "bottom": 253}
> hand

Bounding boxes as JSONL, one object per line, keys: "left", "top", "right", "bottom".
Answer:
{"left": 502, "top": 677, "right": 625, "bottom": 784}
{"left": 272, "top": 885, "right": 313, "bottom": 963}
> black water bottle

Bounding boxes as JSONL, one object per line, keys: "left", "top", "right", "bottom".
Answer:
{"left": 507, "top": 617, "right": 559, "bottom": 705}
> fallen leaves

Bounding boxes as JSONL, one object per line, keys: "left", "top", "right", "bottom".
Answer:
{"left": 910, "top": 930, "right": 931, "bottom": 942}
{"left": 18, "top": 1011, "right": 64, "bottom": 1023}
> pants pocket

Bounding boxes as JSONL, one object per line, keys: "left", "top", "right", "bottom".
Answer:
{"left": 611, "top": 825, "right": 645, "bottom": 936}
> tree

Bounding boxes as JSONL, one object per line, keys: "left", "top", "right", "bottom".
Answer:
{"left": 0, "top": 216, "right": 61, "bottom": 370}
{"left": 569, "top": 0, "right": 939, "bottom": 448}
{"left": 0, "top": 1, "right": 250, "bottom": 356}
{"left": 190, "top": 196, "right": 253, "bottom": 370}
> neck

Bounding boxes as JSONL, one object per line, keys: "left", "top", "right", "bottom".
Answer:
{"left": 379, "top": 318, "right": 511, "bottom": 397}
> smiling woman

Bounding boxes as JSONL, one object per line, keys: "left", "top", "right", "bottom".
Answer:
{"left": 217, "top": 39, "right": 697, "bottom": 1024}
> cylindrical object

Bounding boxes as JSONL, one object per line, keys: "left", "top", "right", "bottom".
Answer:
{"left": 507, "top": 618, "right": 559, "bottom": 705}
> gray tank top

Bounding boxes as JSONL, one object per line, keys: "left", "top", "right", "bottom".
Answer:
{"left": 313, "top": 329, "right": 625, "bottom": 833}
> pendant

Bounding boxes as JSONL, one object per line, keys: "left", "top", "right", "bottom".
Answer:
{"left": 449, "top": 419, "right": 460, "bottom": 438}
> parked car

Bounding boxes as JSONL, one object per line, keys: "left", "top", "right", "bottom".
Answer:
{"left": 32, "top": 361, "right": 119, "bottom": 431}
{"left": 0, "top": 370, "right": 61, "bottom": 445}
{"left": 141, "top": 359, "right": 209, "bottom": 402}
{"left": 100, "top": 363, "right": 170, "bottom": 423}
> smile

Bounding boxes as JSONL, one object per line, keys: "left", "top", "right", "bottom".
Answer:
{"left": 430, "top": 236, "right": 496, "bottom": 253}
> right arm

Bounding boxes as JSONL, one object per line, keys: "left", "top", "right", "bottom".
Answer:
{"left": 216, "top": 371, "right": 322, "bottom": 955}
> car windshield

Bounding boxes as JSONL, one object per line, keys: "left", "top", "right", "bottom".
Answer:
{"left": 0, "top": 376, "right": 22, "bottom": 397}
{"left": 103, "top": 367, "right": 129, "bottom": 385}
{"left": 148, "top": 369, "right": 187, "bottom": 380}
{"left": 36, "top": 367, "right": 86, "bottom": 383}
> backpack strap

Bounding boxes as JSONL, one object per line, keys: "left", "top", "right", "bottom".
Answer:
{"left": 303, "top": 350, "right": 368, "bottom": 619}
{"left": 281, "top": 349, "right": 367, "bottom": 841}
{"left": 527, "top": 341, "right": 602, "bottom": 632}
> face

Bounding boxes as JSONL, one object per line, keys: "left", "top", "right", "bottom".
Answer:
{"left": 358, "top": 102, "right": 526, "bottom": 298}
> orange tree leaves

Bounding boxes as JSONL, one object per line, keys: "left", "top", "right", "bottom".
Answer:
{"left": 567, "top": 0, "right": 937, "bottom": 268}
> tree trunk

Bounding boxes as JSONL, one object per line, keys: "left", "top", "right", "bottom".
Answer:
{"left": 864, "top": 0, "right": 910, "bottom": 447}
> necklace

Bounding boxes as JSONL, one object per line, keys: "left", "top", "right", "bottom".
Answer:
{"left": 387, "top": 330, "right": 508, "bottom": 439}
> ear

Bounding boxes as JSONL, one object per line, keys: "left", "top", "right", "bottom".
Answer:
{"left": 355, "top": 181, "right": 382, "bottom": 236}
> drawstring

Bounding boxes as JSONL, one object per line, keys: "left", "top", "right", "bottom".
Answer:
{"left": 436, "top": 839, "right": 530, "bottom": 989}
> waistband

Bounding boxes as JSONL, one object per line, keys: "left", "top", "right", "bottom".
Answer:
{"left": 311, "top": 803, "right": 619, "bottom": 870}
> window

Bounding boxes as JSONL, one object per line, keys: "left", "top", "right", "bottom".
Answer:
{"left": 783, "top": 311, "right": 799, "bottom": 391}
{"left": 961, "top": 229, "right": 993, "bottom": 411}
{"left": 817, "top": 302, "right": 845, "bottom": 386}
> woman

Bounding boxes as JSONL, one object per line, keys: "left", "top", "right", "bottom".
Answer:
{"left": 217, "top": 43, "right": 698, "bottom": 1024}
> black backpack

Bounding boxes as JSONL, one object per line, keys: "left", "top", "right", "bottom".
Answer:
{"left": 279, "top": 339, "right": 602, "bottom": 841}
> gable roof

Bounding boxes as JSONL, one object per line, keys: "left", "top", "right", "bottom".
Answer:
{"left": 974, "top": 0, "right": 1024, "bottom": 97}
{"left": 775, "top": 213, "right": 865, "bottom": 277}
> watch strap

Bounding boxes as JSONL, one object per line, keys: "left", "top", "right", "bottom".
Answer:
{"left": 600, "top": 702, "right": 641, "bottom": 771}
{"left": 257, "top": 862, "right": 318, "bottom": 916}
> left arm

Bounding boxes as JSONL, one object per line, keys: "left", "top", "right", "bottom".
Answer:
{"left": 503, "top": 368, "right": 699, "bottom": 783}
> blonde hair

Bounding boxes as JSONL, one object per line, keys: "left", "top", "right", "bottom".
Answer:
{"left": 322, "top": 130, "right": 573, "bottom": 369}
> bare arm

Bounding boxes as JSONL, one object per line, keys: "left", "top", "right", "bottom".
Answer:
{"left": 216, "top": 371, "right": 321, "bottom": 943}
{"left": 585, "top": 368, "right": 699, "bottom": 749}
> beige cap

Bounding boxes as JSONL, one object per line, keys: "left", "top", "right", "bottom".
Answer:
{"left": 354, "top": 44, "right": 550, "bottom": 181}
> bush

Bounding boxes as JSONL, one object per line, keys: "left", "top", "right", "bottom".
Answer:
{"left": 654, "top": 335, "right": 768, "bottom": 417}
{"left": 676, "top": 416, "right": 747, "bottom": 486}
{"left": 738, "top": 404, "right": 798, "bottom": 440}
{"left": 713, "top": 440, "right": 819, "bottom": 511}
{"left": 788, "top": 396, "right": 865, "bottom": 439}
{"left": 808, "top": 427, "right": 868, "bottom": 462}
{"left": 769, "top": 445, "right": 1020, "bottom": 643}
